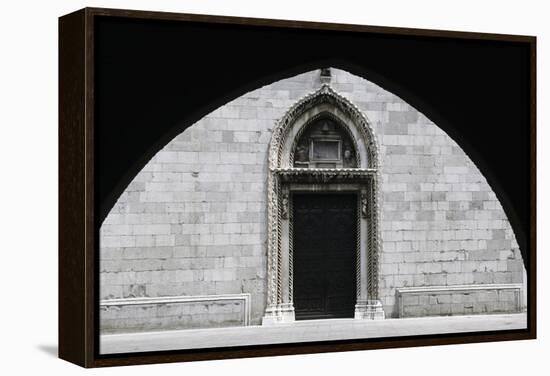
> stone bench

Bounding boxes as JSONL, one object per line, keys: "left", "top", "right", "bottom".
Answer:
{"left": 100, "top": 293, "right": 251, "bottom": 333}
{"left": 396, "top": 284, "right": 523, "bottom": 318}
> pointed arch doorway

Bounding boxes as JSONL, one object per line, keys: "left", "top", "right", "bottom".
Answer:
{"left": 262, "top": 84, "right": 385, "bottom": 324}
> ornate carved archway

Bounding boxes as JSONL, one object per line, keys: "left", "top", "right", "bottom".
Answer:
{"left": 262, "top": 84, "right": 385, "bottom": 324}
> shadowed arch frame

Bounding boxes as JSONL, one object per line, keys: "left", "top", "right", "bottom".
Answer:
{"left": 92, "top": 13, "right": 533, "bottom": 273}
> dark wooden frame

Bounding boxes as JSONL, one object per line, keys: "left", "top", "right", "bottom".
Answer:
{"left": 59, "top": 7, "right": 536, "bottom": 368}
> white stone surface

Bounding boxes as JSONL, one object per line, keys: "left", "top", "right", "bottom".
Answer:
{"left": 100, "top": 313, "right": 527, "bottom": 354}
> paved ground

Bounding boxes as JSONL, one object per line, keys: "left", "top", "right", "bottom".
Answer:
{"left": 100, "top": 313, "right": 527, "bottom": 354}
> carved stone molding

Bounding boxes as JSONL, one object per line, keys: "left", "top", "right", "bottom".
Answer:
{"left": 268, "top": 84, "right": 379, "bottom": 171}
{"left": 263, "top": 84, "right": 384, "bottom": 324}
{"left": 275, "top": 167, "right": 376, "bottom": 184}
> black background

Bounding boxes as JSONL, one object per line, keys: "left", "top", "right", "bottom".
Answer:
{"left": 94, "top": 16, "right": 532, "bottom": 267}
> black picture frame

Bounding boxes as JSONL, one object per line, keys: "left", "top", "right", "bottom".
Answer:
{"left": 59, "top": 7, "right": 536, "bottom": 368}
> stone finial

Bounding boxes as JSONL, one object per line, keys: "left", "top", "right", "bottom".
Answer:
{"left": 320, "top": 67, "right": 332, "bottom": 84}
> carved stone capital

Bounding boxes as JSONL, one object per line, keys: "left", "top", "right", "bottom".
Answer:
{"left": 360, "top": 192, "right": 368, "bottom": 218}
{"left": 281, "top": 191, "right": 289, "bottom": 219}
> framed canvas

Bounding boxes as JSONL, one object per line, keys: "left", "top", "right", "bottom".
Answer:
{"left": 58, "top": 7, "right": 536, "bottom": 368}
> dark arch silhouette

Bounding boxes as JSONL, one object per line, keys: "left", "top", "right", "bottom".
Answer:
{"left": 95, "top": 16, "right": 532, "bottom": 267}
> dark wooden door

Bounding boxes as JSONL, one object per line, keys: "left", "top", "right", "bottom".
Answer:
{"left": 293, "top": 193, "right": 357, "bottom": 320}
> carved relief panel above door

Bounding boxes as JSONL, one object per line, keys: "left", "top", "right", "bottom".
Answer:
{"left": 292, "top": 116, "right": 358, "bottom": 169}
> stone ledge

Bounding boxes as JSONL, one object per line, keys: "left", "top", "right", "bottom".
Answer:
{"left": 396, "top": 284, "right": 522, "bottom": 318}
{"left": 100, "top": 293, "right": 251, "bottom": 332}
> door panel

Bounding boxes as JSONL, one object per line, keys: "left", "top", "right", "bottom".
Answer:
{"left": 293, "top": 194, "right": 357, "bottom": 320}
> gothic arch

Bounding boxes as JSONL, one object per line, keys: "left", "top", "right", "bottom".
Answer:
{"left": 263, "top": 84, "right": 385, "bottom": 324}
{"left": 268, "top": 85, "right": 379, "bottom": 170}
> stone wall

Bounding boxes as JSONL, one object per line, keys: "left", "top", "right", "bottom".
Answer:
{"left": 100, "top": 68, "right": 524, "bottom": 331}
